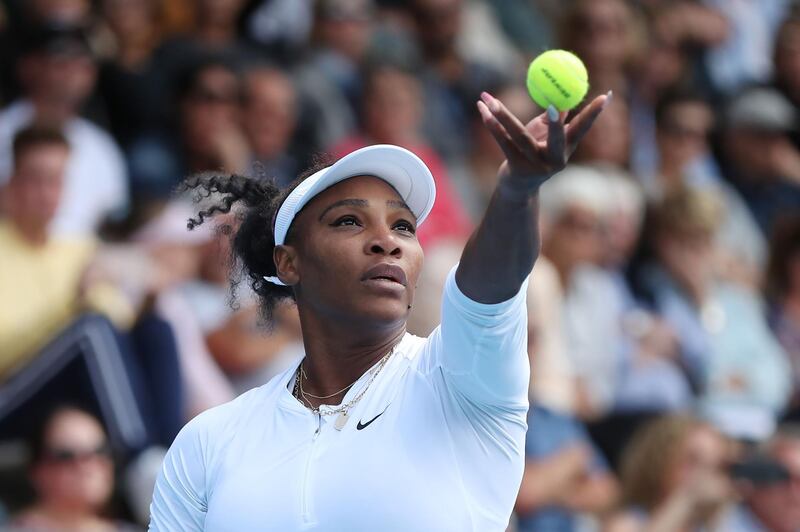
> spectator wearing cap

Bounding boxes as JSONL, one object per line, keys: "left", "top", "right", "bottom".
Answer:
{"left": 718, "top": 87, "right": 800, "bottom": 236}
{"left": 724, "top": 424, "right": 800, "bottom": 532}
{"left": 0, "top": 23, "right": 128, "bottom": 238}
{"left": 639, "top": 187, "right": 791, "bottom": 441}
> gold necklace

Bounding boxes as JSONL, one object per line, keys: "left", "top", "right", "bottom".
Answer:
{"left": 299, "top": 364, "right": 357, "bottom": 399}
{"left": 293, "top": 346, "right": 396, "bottom": 430}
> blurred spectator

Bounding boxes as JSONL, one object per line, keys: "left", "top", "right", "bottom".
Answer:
{"left": 451, "top": 83, "right": 537, "bottom": 221}
{"left": 177, "top": 214, "right": 303, "bottom": 393}
{"left": 10, "top": 406, "right": 137, "bottom": 531}
{"left": 601, "top": 168, "right": 692, "bottom": 415}
{"left": 0, "top": 125, "right": 182, "bottom": 455}
{"left": 704, "top": 0, "right": 787, "bottom": 95}
{"left": 331, "top": 62, "right": 470, "bottom": 249}
{"left": 539, "top": 165, "right": 618, "bottom": 418}
{"left": 19, "top": 0, "right": 93, "bottom": 26}
{"left": 291, "top": 0, "right": 379, "bottom": 154}
{"left": 125, "top": 202, "right": 236, "bottom": 418}
{"left": 127, "top": 55, "right": 247, "bottom": 203}
{"left": 774, "top": 15, "right": 800, "bottom": 113}
{"left": 454, "top": 0, "right": 523, "bottom": 78}
{"left": 649, "top": 89, "right": 718, "bottom": 200}
{"left": 0, "top": 23, "right": 128, "bottom": 237}
{"left": 241, "top": 0, "right": 313, "bottom": 62}
{"left": 309, "top": 0, "right": 374, "bottom": 112}
{"left": 0, "top": 0, "right": 94, "bottom": 101}
{"left": 516, "top": 406, "right": 619, "bottom": 531}
{"left": 150, "top": 0, "right": 255, "bottom": 100}
{"left": 96, "top": 0, "right": 170, "bottom": 148}
{"left": 627, "top": 1, "right": 726, "bottom": 179}
{"left": 409, "top": 0, "right": 503, "bottom": 161}
{"left": 540, "top": 166, "right": 691, "bottom": 420}
{"left": 558, "top": 0, "right": 642, "bottom": 99}
{"left": 767, "top": 216, "right": 800, "bottom": 415}
{"left": 572, "top": 95, "right": 631, "bottom": 167}
{"left": 651, "top": 89, "right": 766, "bottom": 288}
{"left": 241, "top": 64, "right": 300, "bottom": 186}
{"left": 640, "top": 187, "right": 791, "bottom": 441}
{"left": 718, "top": 86, "right": 800, "bottom": 236}
{"left": 728, "top": 424, "right": 800, "bottom": 531}
{"left": 486, "top": 0, "right": 557, "bottom": 59}
{"left": 605, "top": 415, "right": 734, "bottom": 531}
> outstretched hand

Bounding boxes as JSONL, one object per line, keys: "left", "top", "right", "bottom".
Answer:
{"left": 477, "top": 91, "right": 610, "bottom": 196}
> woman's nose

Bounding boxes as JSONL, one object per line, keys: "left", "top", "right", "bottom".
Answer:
{"left": 365, "top": 228, "right": 402, "bottom": 257}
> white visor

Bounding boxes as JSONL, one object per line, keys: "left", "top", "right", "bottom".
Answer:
{"left": 265, "top": 144, "right": 436, "bottom": 285}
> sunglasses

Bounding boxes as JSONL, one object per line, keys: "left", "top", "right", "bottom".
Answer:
{"left": 188, "top": 87, "right": 238, "bottom": 105}
{"left": 43, "top": 443, "right": 111, "bottom": 465}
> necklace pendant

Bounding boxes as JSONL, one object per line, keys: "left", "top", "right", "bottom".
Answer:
{"left": 334, "top": 411, "right": 349, "bottom": 431}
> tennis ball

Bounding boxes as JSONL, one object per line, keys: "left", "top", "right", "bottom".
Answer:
{"left": 526, "top": 50, "right": 589, "bottom": 112}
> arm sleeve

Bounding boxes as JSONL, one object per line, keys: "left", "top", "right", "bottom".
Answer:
{"left": 423, "top": 265, "right": 530, "bottom": 409}
{"left": 149, "top": 418, "right": 208, "bottom": 531}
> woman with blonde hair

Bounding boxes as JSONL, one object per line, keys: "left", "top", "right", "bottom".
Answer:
{"left": 605, "top": 415, "right": 733, "bottom": 532}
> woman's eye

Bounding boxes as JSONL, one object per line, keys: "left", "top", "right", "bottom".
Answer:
{"left": 394, "top": 221, "right": 416, "bottom": 234}
{"left": 332, "top": 216, "right": 360, "bottom": 227}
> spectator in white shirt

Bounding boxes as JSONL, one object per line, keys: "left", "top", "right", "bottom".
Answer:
{"left": 0, "top": 24, "right": 128, "bottom": 237}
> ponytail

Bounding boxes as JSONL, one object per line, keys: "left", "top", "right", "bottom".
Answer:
{"left": 180, "top": 157, "right": 331, "bottom": 324}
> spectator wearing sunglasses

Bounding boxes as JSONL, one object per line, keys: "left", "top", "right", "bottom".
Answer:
{"left": 649, "top": 89, "right": 765, "bottom": 290}
{"left": 126, "top": 54, "right": 248, "bottom": 207}
{"left": 10, "top": 405, "right": 138, "bottom": 531}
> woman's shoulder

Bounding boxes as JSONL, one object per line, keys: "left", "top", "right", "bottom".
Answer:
{"left": 179, "top": 372, "right": 292, "bottom": 443}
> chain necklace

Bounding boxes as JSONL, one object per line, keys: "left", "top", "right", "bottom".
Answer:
{"left": 292, "top": 346, "right": 396, "bottom": 430}
{"left": 299, "top": 364, "right": 357, "bottom": 399}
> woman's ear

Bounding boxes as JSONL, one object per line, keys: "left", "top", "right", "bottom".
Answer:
{"left": 273, "top": 245, "right": 300, "bottom": 285}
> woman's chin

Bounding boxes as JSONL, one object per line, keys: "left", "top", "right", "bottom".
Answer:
{"left": 353, "top": 299, "right": 411, "bottom": 325}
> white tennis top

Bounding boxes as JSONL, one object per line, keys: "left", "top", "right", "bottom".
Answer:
{"left": 149, "top": 267, "right": 530, "bottom": 531}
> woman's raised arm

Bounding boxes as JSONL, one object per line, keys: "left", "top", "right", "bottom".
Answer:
{"left": 455, "top": 91, "right": 610, "bottom": 303}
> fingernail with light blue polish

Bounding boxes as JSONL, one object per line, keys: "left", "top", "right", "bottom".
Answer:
{"left": 603, "top": 90, "right": 613, "bottom": 109}
{"left": 547, "top": 105, "right": 559, "bottom": 122}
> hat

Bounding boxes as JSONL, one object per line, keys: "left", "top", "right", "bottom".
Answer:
{"left": 724, "top": 87, "right": 797, "bottom": 132}
{"left": 265, "top": 144, "right": 436, "bottom": 285}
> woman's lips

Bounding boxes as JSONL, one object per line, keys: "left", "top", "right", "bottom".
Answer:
{"left": 361, "top": 263, "right": 408, "bottom": 286}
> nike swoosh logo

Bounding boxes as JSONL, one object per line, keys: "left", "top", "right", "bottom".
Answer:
{"left": 356, "top": 408, "right": 388, "bottom": 430}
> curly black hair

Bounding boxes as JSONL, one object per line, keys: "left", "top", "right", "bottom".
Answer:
{"left": 181, "top": 157, "right": 331, "bottom": 324}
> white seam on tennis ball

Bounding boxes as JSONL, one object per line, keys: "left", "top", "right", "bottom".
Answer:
{"left": 557, "top": 55, "right": 589, "bottom": 100}
{"left": 560, "top": 54, "right": 588, "bottom": 81}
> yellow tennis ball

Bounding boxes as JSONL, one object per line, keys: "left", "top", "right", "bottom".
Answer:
{"left": 526, "top": 50, "right": 589, "bottom": 112}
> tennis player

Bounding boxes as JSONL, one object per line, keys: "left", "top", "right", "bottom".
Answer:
{"left": 149, "top": 91, "right": 609, "bottom": 531}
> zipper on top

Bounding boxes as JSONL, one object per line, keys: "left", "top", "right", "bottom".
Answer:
{"left": 300, "top": 412, "right": 322, "bottom": 525}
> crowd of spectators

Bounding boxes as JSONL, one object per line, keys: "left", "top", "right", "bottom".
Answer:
{"left": 1, "top": 0, "right": 800, "bottom": 530}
